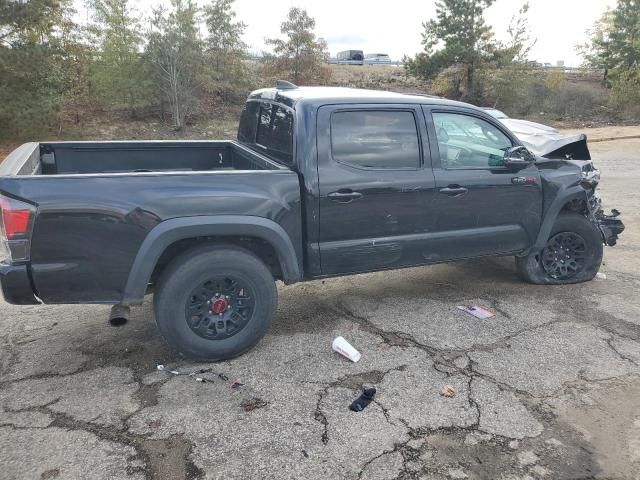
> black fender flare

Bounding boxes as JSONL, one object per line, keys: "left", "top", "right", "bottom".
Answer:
{"left": 121, "top": 215, "right": 302, "bottom": 305}
{"left": 531, "top": 186, "right": 588, "bottom": 252}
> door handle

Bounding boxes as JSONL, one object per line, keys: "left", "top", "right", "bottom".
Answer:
{"left": 327, "top": 190, "right": 363, "bottom": 203}
{"left": 439, "top": 185, "right": 468, "bottom": 197}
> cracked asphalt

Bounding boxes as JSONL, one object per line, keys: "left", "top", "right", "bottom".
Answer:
{"left": 1, "top": 139, "right": 640, "bottom": 480}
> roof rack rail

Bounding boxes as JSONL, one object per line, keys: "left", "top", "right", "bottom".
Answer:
{"left": 275, "top": 80, "right": 297, "bottom": 90}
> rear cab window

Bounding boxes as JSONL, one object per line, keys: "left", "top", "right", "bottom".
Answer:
{"left": 238, "top": 101, "right": 294, "bottom": 166}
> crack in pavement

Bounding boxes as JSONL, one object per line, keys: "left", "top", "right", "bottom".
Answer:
{"left": 333, "top": 302, "right": 459, "bottom": 367}
{"left": 3, "top": 400, "right": 204, "bottom": 480}
{"left": 606, "top": 337, "right": 640, "bottom": 367}
{"left": 337, "top": 296, "right": 640, "bottom": 399}
{"left": 335, "top": 300, "right": 541, "bottom": 397}
{"left": 1, "top": 368, "right": 200, "bottom": 480}
{"left": 313, "top": 385, "right": 330, "bottom": 446}
{"left": 312, "top": 366, "right": 409, "bottom": 446}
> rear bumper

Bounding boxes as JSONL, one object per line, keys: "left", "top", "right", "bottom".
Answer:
{"left": 0, "top": 263, "right": 39, "bottom": 304}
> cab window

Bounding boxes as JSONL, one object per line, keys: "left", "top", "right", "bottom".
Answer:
{"left": 331, "top": 110, "right": 420, "bottom": 169}
{"left": 238, "top": 101, "right": 294, "bottom": 166}
{"left": 432, "top": 112, "right": 512, "bottom": 168}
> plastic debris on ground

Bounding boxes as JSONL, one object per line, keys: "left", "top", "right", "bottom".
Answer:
{"left": 332, "top": 336, "right": 361, "bottom": 362}
{"left": 241, "top": 397, "right": 268, "bottom": 412}
{"left": 457, "top": 305, "right": 496, "bottom": 319}
{"left": 596, "top": 272, "right": 607, "bottom": 280}
{"left": 156, "top": 364, "right": 181, "bottom": 375}
{"left": 350, "top": 385, "right": 377, "bottom": 412}
{"left": 440, "top": 385, "right": 456, "bottom": 398}
{"left": 156, "top": 364, "right": 242, "bottom": 389}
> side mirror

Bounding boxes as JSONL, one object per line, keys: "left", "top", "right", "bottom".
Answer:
{"left": 503, "top": 146, "right": 534, "bottom": 169}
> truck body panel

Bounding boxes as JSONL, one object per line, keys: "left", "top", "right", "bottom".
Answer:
{"left": 0, "top": 86, "right": 624, "bottom": 308}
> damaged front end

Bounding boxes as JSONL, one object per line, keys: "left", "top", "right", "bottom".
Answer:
{"left": 580, "top": 167, "right": 625, "bottom": 246}
{"left": 596, "top": 209, "right": 624, "bottom": 246}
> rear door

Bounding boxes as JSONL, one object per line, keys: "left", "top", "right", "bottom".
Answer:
{"left": 317, "top": 104, "right": 438, "bottom": 275}
{"left": 423, "top": 106, "right": 543, "bottom": 259}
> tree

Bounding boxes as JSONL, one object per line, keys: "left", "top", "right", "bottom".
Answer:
{"left": 581, "top": 1, "right": 640, "bottom": 82}
{"left": 145, "top": 0, "right": 204, "bottom": 130}
{"left": 262, "top": 7, "right": 329, "bottom": 85}
{"left": 486, "top": 2, "right": 538, "bottom": 111}
{"left": 89, "top": 0, "right": 147, "bottom": 117}
{"left": 0, "top": 0, "right": 74, "bottom": 139}
{"left": 0, "top": 0, "right": 68, "bottom": 46}
{"left": 404, "top": 0, "right": 496, "bottom": 101}
{"left": 608, "top": 0, "right": 640, "bottom": 69}
{"left": 500, "top": 2, "right": 536, "bottom": 64}
{"left": 57, "top": 10, "right": 96, "bottom": 130}
{"left": 203, "top": 0, "right": 247, "bottom": 79}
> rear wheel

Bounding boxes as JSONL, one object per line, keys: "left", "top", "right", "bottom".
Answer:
{"left": 516, "top": 213, "right": 603, "bottom": 285}
{"left": 154, "top": 245, "right": 277, "bottom": 360}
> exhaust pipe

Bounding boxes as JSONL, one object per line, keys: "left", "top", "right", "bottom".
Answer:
{"left": 109, "top": 305, "right": 130, "bottom": 326}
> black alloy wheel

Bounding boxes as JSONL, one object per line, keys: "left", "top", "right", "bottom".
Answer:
{"left": 185, "top": 276, "right": 255, "bottom": 340}
{"left": 541, "top": 231, "right": 587, "bottom": 280}
{"left": 154, "top": 245, "right": 277, "bottom": 361}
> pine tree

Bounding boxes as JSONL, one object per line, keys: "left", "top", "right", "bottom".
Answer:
{"left": 608, "top": 0, "right": 640, "bottom": 69}
{"left": 203, "top": 0, "right": 246, "bottom": 78}
{"left": 145, "top": 0, "right": 204, "bottom": 130}
{"left": 581, "top": 0, "right": 640, "bottom": 84}
{"left": 404, "top": 0, "right": 496, "bottom": 101}
{"left": 0, "top": 0, "right": 73, "bottom": 138}
{"left": 89, "top": 0, "right": 147, "bottom": 117}
{"left": 262, "top": 7, "right": 329, "bottom": 85}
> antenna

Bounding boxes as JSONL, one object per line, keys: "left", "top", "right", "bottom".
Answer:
{"left": 275, "top": 80, "right": 297, "bottom": 90}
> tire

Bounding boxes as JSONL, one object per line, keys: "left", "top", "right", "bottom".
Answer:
{"left": 153, "top": 245, "right": 277, "bottom": 361}
{"left": 516, "top": 213, "right": 603, "bottom": 285}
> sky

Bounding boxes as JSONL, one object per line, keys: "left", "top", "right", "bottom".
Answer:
{"left": 77, "top": 0, "right": 617, "bottom": 67}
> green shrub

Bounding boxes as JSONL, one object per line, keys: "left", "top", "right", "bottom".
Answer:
{"left": 609, "top": 69, "right": 640, "bottom": 115}
{"left": 544, "top": 82, "right": 609, "bottom": 119}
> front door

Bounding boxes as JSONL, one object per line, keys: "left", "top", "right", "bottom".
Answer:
{"left": 423, "top": 106, "right": 543, "bottom": 260}
{"left": 317, "top": 104, "right": 438, "bottom": 275}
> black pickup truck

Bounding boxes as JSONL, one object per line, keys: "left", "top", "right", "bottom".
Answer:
{"left": 0, "top": 82, "right": 624, "bottom": 360}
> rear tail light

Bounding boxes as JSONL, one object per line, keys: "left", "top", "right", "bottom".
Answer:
{"left": 0, "top": 195, "right": 36, "bottom": 262}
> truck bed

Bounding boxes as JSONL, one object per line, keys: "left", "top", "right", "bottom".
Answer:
{"left": 0, "top": 140, "right": 283, "bottom": 176}
{"left": 0, "top": 140, "right": 302, "bottom": 304}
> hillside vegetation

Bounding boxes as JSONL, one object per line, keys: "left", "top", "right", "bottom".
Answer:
{"left": 0, "top": 0, "right": 638, "bottom": 148}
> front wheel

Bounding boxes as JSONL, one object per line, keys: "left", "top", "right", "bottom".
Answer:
{"left": 516, "top": 213, "right": 603, "bottom": 285}
{"left": 154, "top": 245, "right": 277, "bottom": 361}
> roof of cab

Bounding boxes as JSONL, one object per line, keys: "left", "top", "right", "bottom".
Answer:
{"left": 247, "top": 85, "right": 480, "bottom": 111}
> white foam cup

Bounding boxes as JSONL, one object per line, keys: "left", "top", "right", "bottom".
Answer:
{"left": 332, "top": 336, "right": 361, "bottom": 362}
